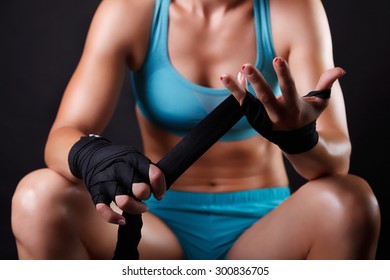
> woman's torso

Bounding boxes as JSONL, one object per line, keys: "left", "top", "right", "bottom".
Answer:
{"left": 131, "top": 0, "right": 289, "bottom": 192}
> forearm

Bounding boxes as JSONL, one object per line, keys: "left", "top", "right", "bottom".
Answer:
{"left": 284, "top": 131, "right": 351, "bottom": 180}
{"left": 44, "top": 126, "right": 86, "bottom": 182}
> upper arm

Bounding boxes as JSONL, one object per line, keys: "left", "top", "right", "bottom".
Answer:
{"left": 49, "top": 0, "right": 155, "bottom": 135}
{"left": 271, "top": 0, "right": 350, "bottom": 140}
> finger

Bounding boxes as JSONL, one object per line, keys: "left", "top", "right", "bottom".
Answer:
{"left": 237, "top": 71, "right": 248, "bottom": 89}
{"left": 315, "top": 67, "right": 346, "bottom": 90}
{"left": 241, "top": 63, "right": 279, "bottom": 114}
{"left": 96, "top": 203, "right": 126, "bottom": 225}
{"left": 89, "top": 181, "right": 117, "bottom": 205}
{"left": 108, "top": 162, "right": 136, "bottom": 197}
{"left": 148, "top": 164, "right": 166, "bottom": 200}
{"left": 220, "top": 74, "right": 246, "bottom": 105}
{"left": 272, "top": 57, "right": 300, "bottom": 106}
{"left": 132, "top": 182, "right": 151, "bottom": 200}
{"left": 115, "top": 194, "right": 148, "bottom": 214}
{"left": 111, "top": 162, "right": 151, "bottom": 200}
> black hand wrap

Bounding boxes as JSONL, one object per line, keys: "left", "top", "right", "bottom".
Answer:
{"left": 115, "top": 95, "right": 244, "bottom": 260}
{"left": 68, "top": 135, "right": 151, "bottom": 205}
{"left": 69, "top": 135, "right": 152, "bottom": 260}
{"left": 242, "top": 89, "right": 331, "bottom": 154}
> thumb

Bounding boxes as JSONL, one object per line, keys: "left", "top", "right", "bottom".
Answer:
{"left": 315, "top": 67, "right": 346, "bottom": 90}
{"left": 304, "top": 67, "right": 346, "bottom": 110}
{"left": 96, "top": 203, "right": 126, "bottom": 225}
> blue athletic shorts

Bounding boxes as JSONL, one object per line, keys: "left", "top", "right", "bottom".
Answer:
{"left": 145, "top": 187, "right": 290, "bottom": 260}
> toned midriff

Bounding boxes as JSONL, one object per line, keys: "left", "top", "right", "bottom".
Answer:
{"left": 137, "top": 109, "right": 289, "bottom": 193}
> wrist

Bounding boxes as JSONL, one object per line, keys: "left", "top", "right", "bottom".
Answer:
{"left": 242, "top": 90, "right": 319, "bottom": 154}
{"left": 268, "top": 122, "right": 319, "bottom": 154}
{"left": 68, "top": 134, "right": 112, "bottom": 179}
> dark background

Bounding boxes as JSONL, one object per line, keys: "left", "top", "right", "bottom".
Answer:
{"left": 1, "top": 0, "right": 389, "bottom": 260}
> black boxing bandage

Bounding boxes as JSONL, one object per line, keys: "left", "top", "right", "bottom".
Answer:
{"left": 68, "top": 135, "right": 151, "bottom": 205}
{"left": 242, "top": 89, "right": 331, "bottom": 154}
{"left": 69, "top": 135, "right": 151, "bottom": 260}
{"left": 114, "top": 95, "right": 244, "bottom": 259}
{"left": 156, "top": 94, "right": 244, "bottom": 187}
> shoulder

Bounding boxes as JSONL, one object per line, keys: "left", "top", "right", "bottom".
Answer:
{"left": 270, "top": 0, "right": 336, "bottom": 91}
{"left": 85, "top": 0, "right": 156, "bottom": 69}
{"left": 269, "top": 0, "right": 326, "bottom": 21}
{"left": 270, "top": 0, "right": 331, "bottom": 55}
{"left": 94, "top": 0, "right": 155, "bottom": 27}
{"left": 270, "top": 0, "right": 333, "bottom": 70}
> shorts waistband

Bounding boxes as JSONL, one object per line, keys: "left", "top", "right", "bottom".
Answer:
{"left": 151, "top": 187, "right": 290, "bottom": 205}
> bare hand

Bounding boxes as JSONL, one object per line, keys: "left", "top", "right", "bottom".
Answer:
{"left": 221, "top": 57, "right": 346, "bottom": 131}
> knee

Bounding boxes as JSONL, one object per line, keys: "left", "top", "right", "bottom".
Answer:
{"left": 13, "top": 169, "right": 68, "bottom": 212}
{"left": 12, "top": 169, "right": 80, "bottom": 235}
{"left": 305, "top": 174, "right": 380, "bottom": 242}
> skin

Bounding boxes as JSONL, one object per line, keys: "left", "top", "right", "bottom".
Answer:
{"left": 12, "top": 0, "right": 380, "bottom": 259}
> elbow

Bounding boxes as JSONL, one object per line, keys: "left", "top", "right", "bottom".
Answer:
{"left": 314, "top": 140, "right": 352, "bottom": 179}
{"left": 43, "top": 131, "right": 55, "bottom": 168}
{"left": 322, "top": 133, "right": 352, "bottom": 173}
{"left": 306, "top": 160, "right": 350, "bottom": 181}
{"left": 301, "top": 138, "right": 352, "bottom": 180}
{"left": 333, "top": 138, "right": 352, "bottom": 174}
{"left": 337, "top": 155, "right": 350, "bottom": 175}
{"left": 43, "top": 145, "right": 53, "bottom": 169}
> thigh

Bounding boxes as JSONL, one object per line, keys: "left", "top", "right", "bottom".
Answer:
{"left": 12, "top": 168, "right": 118, "bottom": 259}
{"left": 228, "top": 174, "right": 380, "bottom": 260}
{"left": 138, "top": 211, "right": 184, "bottom": 259}
{"left": 13, "top": 168, "right": 183, "bottom": 259}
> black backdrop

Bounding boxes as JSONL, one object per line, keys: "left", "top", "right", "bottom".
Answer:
{"left": 1, "top": 0, "right": 389, "bottom": 260}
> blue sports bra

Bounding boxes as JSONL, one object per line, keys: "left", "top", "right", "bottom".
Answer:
{"left": 131, "top": 0, "right": 280, "bottom": 141}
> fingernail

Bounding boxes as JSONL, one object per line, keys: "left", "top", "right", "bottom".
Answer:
{"left": 274, "top": 57, "right": 284, "bottom": 68}
{"left": 220, "top": 75, "right": 230, "bottom": 85}
{"left": 241, "top": 64, "right": 253, "bottom": 76}
{"left": 118, "top": 219, "right": 126, "bottom": 226}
